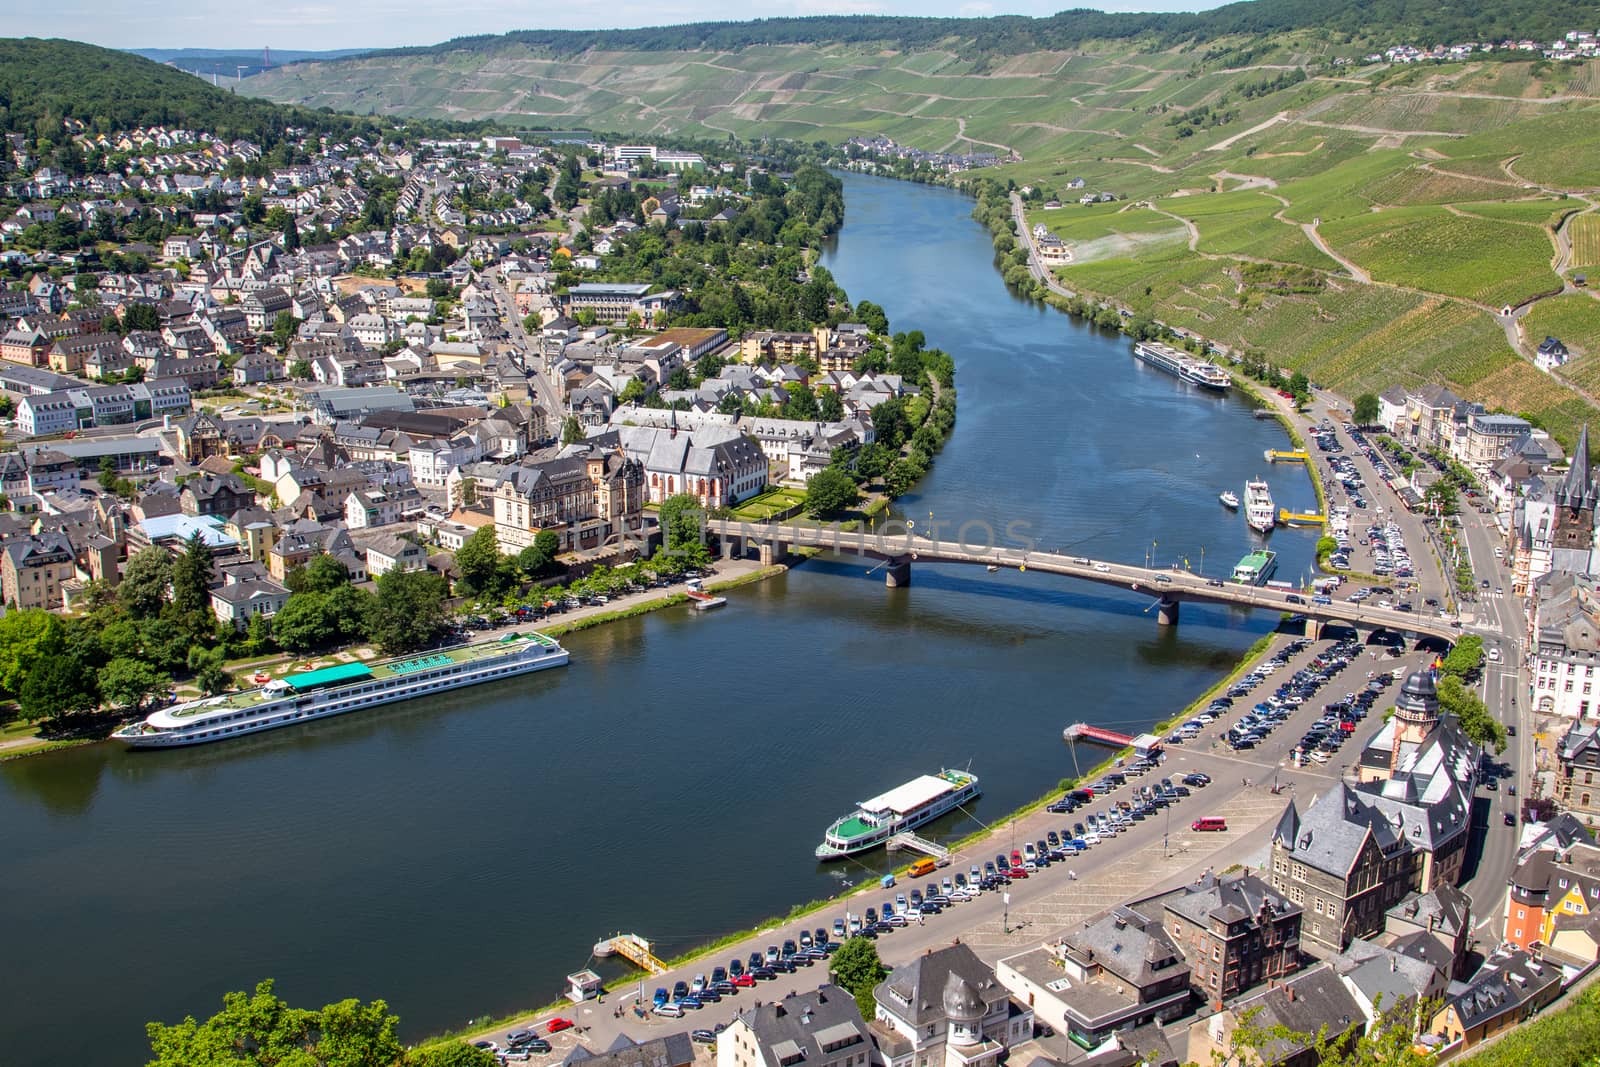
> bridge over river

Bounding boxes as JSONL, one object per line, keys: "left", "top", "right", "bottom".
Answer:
{"left": 708, "top": 518, "right": 1460, "bottom": 643}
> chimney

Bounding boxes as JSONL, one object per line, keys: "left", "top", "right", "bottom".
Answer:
{"left": 1286, "top": 987, "right": 1296, "bottom": 1002}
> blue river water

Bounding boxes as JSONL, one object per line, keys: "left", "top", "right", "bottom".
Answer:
{"left": 0, "top": 171, "right": 1317, "bottom": 1066}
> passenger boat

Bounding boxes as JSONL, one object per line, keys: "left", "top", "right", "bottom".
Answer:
{"left": 1244, "top": 478, "right": 1276, "bottom": 533}
{"left": 1133, "top": 340, "right": 1230, "bottom": 392}
{"left": 1219, "top": 490, "right": 1240, "bottom": 510}
{"left": 815, "top": 769, "right": 980, "bottom": 859}
{"left": 1231, "top": 550, "right": 1279, "bottom": 586}
{"left": 112, "top": 632, "right": 569, "bottom": 749}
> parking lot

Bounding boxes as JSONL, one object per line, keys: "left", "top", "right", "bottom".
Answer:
{"left": 471, "top": 633, "right": 1442, "bottom": 1064}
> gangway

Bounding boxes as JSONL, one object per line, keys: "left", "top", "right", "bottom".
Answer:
{"left": 592, "top": 933, "right": 668, "bottom": 975}
{"left": 1278, "top": 509, "right": 1326, "bottom": 526}
{"left": 886, "top": 832, "right": 950, "bottom": 863}
{"left": 1263, "top": 449, "right": 1308, "bottom": 463}
{"left": 1062, "top": 723, "right": 1136, "bottom": 748}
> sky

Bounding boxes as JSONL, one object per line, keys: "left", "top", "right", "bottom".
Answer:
{"left": 12, "top": 0, "right": 1222, "bottom": 53}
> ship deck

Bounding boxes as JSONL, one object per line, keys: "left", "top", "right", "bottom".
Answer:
{"left": 165, "top": 634, "right": 560, "bottom": 720}
{"left": 832, "top": 816, "right": 878, "bottom": 841}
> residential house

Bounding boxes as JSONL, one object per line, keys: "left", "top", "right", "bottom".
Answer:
{"left": 365, "top": 532, "right": 428, "bottom": 576}
{"left": 1461, "top": 413, "right": 1533, "bottom": 475}
{"left": 869, "top": 943, "right": 1033, "bottom": 1067}
{"left": 998, "top": 905, "right": 1191, "bottom": 1049}
{"left": 180, "top": 473, "right": 257, "bottom": 517}
{"left": 1537, "top": 336, "right": 1572, "bottom": 372}
{"left": 741, "top": 329, "right": 822, "bottom": 365}
{"left": 716, "top": 985, "right": 871, "bottom": 1067}
{"left": 211, "top": 576, "right": 290, "bottom": 631}
{"left": 1186, "top": 964, "right": 1362, "bottom": 1067}
{"left": 345, "top": 488, "right": 404, "bottom": 529}
{"left": 1556, "top": 723, "right": 1600, "bottom": 823}
{"left": 1, "top": 533, "right": 76, "bottom": 609}
{"left": 1532, "top": 571, "right": 1600, "bottom": 721}
{"left": 564, "top": 1033, "right": 693, "bottom": 1067}
{"left": 1429, "top": 949, "right": 1561, "bottom": 1053}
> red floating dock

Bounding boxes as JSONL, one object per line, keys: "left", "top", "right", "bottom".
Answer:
{"left": 1062, "top": 723, "right": 1135, "bottom": 747}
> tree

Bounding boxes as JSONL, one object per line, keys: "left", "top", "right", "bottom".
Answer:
{"left": 885, "top": 456, "right": 924, "bottom": 499}
{"left": 119, "top": 546, "right": 172, "bottom": 619}
{"left": 288, "top": 552, "right": 352, "bottom": 595}
{"left": 1353, "top": 392, "right": 1381, "bottom": 427}
{"left": 188, "top": 646, "right": 234, "bottom": 696}
{"left": 518, "top": 530, "right": 562, "bottom": 577}
{"left": 271, "top": 593, "right": 338, "bottom": 652}
{"left": 18, "top": 653, "right": 97, "bottom": 721}
{"left": 408, "top": 1042, "right": 499, "bottom": 1067}
{"left": 1439, "top": 634, "right": 1484, "bottom": 679}
{"left": 561, "top": 416, "right": 585, "bottom": 445}
{"left": 829, "top": 935, "right": 888, "bottom": 1020}
{"left": 1210, "top": 992, "right": 1437, "bottom": 1067}
{"left": 1425, "top": 479, "right": 1458, "bottom": 516}
{"left": 289, "top": 359, "right": 313, "bottom": 380}
{"left": 367, "top": 570, "right": 448, "bottom": 655}
{"left": 817, "top": 388, "right": 844, "bottom": 422}
{"left": 1437, "top": 673, "right": 1506, "bottom": 753}
{"left": 0, "top": 608, "right": 65, "bottom": 699}
{"left": 281, "top": 214, "right": 301, "bottom": 252}
{"left": 169, "top": 532, "right": 215, "bottom": 632}
{"left": 145, "top": 979, "right": 403, "bottom": 1067}
{"left": 97, "top": 454, "right": 118, "bottom": 491}
{"left": 272, "top": 310, "right": 300, "bottom": 350}
{"left": 455, "top": 525, "right": 504, "bottom": 595}
{"left": 658, "top": 493, "right": 709, "bottom": 560}
{"left": 122, "top": 302, "right": 160, "bottom": 333}
{"left": 804, "top": 466, "right": 861, "bottom": 519}
{"left": 99, "top": 657, "right": 170, "bottom": 714}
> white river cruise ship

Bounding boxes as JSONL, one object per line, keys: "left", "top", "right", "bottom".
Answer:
{"left": 112, "top": 632, "right": 569, "bottom": 749}
{"left": 815, "top": 769, "right": 980, "bottom": 859}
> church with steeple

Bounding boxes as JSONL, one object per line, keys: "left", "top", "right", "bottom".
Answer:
{"left": 1515, "top": 424, "right": 1600, "bottom": 593}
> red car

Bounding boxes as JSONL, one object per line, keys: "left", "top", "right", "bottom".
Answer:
{"left": 732, "top": 974, "right": 757, "bottom": 988}
{"left": 548, "top": 1018, "right": 574, "bottom": 1034}
{"left": 1007, "top": 866, "right": 1029, "bottom": 879}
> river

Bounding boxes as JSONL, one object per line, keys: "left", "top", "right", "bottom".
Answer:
{"left": 0, "top": 172, "right": 1317, "bottom": 1066}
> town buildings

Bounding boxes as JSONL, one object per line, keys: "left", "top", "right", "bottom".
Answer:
{"left": 716, "top": 985, "right": 872, "bottom": 1067}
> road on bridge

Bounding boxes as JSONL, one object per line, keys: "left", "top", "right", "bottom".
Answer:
{"left": 707, "top": 519, "right": 1461, "bottom": 642}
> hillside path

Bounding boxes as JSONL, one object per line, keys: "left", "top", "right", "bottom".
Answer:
{"left": 1300, "top": 217, "right": 1371, "bottom": 283}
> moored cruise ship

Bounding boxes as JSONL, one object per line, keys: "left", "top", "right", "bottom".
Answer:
{"left": 815, "top": 769, "right": 980, "bottom": 859}
{"left": 1244, "top": 478, "right": 1276, "bottom": 533}
{"left": 1132, "top": 340, "right": 1230, "bottom": 392}
{"left": 113, "top": 632, "right": 569, "bottom": 749}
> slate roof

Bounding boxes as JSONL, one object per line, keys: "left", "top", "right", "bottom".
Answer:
{"left": 737, "top": 985, "right": 868, "bottom": 1065}
{"left": 875, "top": 942, "right": 1004, "bottom": 1027}
{"left": 560, "top": 1031, "right": 692, "bottom": 1067}
{"left": 1445, "top": 950, "right": 1559, "bottom": 1029}
{"left": 1062, "top": 905, "right": 1189, "bottom": 991}
{"left": 1227, "top": 964, "right": 1361, "bottom": 1064}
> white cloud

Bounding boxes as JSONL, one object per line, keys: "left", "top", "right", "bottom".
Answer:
{"left": 958, "top": 1, "right": 993, "bottom": 14}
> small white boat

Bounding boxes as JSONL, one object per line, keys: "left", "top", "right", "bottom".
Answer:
{"left": 987, "top": 564, "right": 1000, "bottom": 572}
{"left": 1219, "top": 490, "right": 1240, "bottom": 510}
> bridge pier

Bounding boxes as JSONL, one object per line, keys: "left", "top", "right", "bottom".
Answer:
{"left": 1305, "top": 617, "right": 1324, "bottom": 640}
{"left": 721, "top": 535, "right": 742, "bottom": 561}
{"left": 1157, "top": 596, "right": 1180, "bottom": 626}
{"left": 885, "top": 557, "right": 912, "bottom": 588}
{"left": 758, "top": 541, "right": 787, "bottom": 566}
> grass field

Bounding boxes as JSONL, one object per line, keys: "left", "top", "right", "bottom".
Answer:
{"left": 1320, "top": 206, "right": 1559, "bottom": 308}
{"left": 1162, "top": 189, "right": 1339, "bottom": 270}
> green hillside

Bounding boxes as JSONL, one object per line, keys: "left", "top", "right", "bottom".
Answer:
{"left": 0, "top": 38, "right": 467, "bottom": 147}
{"left": 235, "top": 8, "right": 1600, "bottom": 446}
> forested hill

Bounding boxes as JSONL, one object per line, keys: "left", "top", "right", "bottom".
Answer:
{"left": 0, "top": 38, "right": 467, "bottom": 148}
{"left": 353, "top": 0, "right": 1598, "bottom": 60}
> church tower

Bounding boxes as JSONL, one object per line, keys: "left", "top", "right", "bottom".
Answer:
{"left": 1389, "top": 669, "right": 1440, "bottom": 775}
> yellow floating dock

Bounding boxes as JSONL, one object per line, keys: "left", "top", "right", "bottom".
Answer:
{"left": 1278, "top": 508, "right": 1326, "bottom": 526}
{"left": 592, "top": 933, "right": 668, "bottom": 975}
{"left": 1264, "top": 449, "right": 1309, "bottom": 463}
